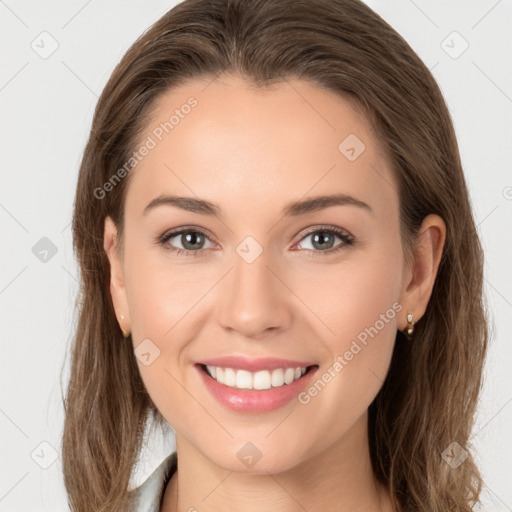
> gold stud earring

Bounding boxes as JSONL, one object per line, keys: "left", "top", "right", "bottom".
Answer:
{"left": 406, "top": 313, "right": 415, "bottom": 337}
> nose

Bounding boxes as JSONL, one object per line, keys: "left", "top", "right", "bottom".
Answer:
{"left": 216, "top": 244, "right": 293, "bottom": 340}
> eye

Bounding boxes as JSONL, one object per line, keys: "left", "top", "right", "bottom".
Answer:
{"left": 292, "top": 225, "right": 355, "bottom": 256}
{"left": 156, "top": 227, "right": 217, "bottom": 257}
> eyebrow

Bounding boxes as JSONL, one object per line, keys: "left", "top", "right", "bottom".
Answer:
{"left": 143, "top": 193, "right": 373, "bottom": 218}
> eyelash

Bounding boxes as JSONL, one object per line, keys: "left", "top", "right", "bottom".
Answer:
{"left": 155, "top": 225, "right": 355, "bottom": 258}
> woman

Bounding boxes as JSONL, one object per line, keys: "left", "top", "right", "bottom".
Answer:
{"left": 61, "top": 0, "right": 489, "bottom": 511}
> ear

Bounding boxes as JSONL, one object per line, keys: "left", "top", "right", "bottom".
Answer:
{"left": 103, "top": 215, "right": 130, "bottom": 336}
{"left": 398, "top": 213, "right": 446, "bottom": 331}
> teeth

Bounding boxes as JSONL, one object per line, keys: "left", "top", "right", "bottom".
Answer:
{"left": 205, "top": 365, "right": 309, "bottom": 390}
{"left": 236, "top": 369, "right": 253, "bottom": 389}
{"left": 224, "top": 367, "right": 235, "bottom": 386}
{"left": 284, "top": 368, "right": 295, "bottom": 384}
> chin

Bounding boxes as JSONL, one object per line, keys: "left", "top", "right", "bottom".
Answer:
{"left": 205, "top": 441, "right": 308, "bottom": 475}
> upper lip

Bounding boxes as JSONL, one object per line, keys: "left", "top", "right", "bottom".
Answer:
{"left": 197, "top": 356, "right": 317, "bottom": 372}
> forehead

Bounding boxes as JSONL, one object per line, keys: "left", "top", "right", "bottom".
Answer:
{"left": 124, "top": 74, "right": 398, "bottom": 221}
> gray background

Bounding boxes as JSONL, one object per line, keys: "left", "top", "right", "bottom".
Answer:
{"left": 1, "top": 0, "right": 511, "bottom": 510}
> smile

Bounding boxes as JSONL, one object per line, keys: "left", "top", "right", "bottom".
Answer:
{"left": 196, "top": 363, "right": 319, "bottom": 413}
{"left": 204, "top": 364, "right": 308, "bottom": 390}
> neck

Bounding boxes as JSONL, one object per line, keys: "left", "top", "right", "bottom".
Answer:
{"left": 162, "top": 413, "right": 394, "bottom": 512}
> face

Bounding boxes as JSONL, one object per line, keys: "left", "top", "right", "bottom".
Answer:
{"left": 104, "top": 74, "right": 422, "bottom": 474}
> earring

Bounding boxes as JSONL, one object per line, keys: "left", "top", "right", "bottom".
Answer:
{"left": 405, "top": 313, "right": 415, "bottom": 337}
{"left": 120, "top": 315, "right": 130, "bottom": 338}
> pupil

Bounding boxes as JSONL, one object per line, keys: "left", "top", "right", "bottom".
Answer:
{"left": 183, "top": 232, "right": 203, "bottom": 250}
{"left": 313, "top": 232, "right": 334, "bottom": 250}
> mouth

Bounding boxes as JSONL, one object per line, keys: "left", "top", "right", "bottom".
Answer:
{"left": 197, "top": 363, "right": 319, "bottom": 391}
{"left": 194, "top": 354, "right": 320, "bottom": 413}
{"left": 195, "top": 361, "right": 320, "bottom": 413}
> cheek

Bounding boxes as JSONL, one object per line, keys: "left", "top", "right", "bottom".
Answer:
{"left": 124, "top": 245, "right": 214, "bottom": 340}
{"left": 123, "top": 248, "right": 220, "bottom": 419}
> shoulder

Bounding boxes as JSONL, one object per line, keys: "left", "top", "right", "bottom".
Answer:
{"left": 127, "top": 452, "right": 177, "bottom": 512}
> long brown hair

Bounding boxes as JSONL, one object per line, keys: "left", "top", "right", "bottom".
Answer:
{"left": 61, "top": 0, "right": 489, "bottom": 510}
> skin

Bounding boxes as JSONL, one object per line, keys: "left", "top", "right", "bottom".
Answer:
{"left": 103, "top": 74, "right": 446, "bottom": 512}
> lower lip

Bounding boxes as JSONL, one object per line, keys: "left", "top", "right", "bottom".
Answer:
{"left": 195, "top": 364, "right": 319, "bottom": 413}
